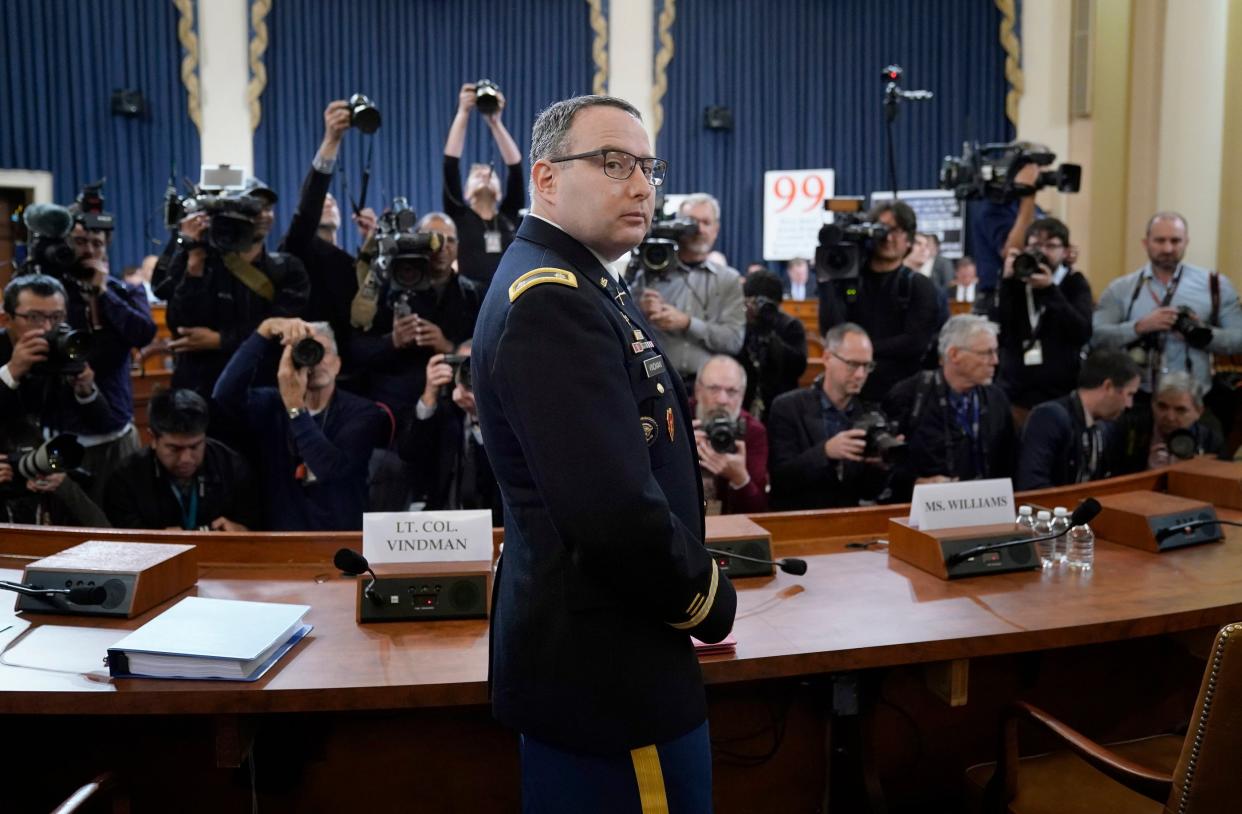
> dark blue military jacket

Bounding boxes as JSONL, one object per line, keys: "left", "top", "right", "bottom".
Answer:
{"left": 473, "top": 215, "right": 736, "bottom": 754}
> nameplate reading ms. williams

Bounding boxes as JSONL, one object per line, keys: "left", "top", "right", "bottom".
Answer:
{"left": 908, "top": 478, "right": 1016, "bottom": 531}
{"left": 363, "top": 510, "right": 493, "bottom": 564}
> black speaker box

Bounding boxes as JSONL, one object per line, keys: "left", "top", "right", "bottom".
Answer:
{"left": 357, "top": 561, "right": 492, "bottom": 622}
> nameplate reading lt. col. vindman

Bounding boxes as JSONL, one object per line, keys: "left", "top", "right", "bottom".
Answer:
{"left": 908, "top": 478, "right": 1015, "bottom": 531}
{"left": 363, "top": 510, "right": 493, "bottom": 565}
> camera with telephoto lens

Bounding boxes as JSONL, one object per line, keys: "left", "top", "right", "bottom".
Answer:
{"left": 1165, "top": 428, "right": 1200, "bottom": 461}
{"left": 702, "top": 411, "right": 745, "bottom": 454}
{"left": 348, "top": 93, "right": 381, "bottom": 134}
{"left": 372, "top": 198, "right": 444, "bottom": 293}
{"left": 629, "top": 215, "right": 699, "bottom": 276}
{"left": 443, "top": 353, "right": 472, "bottom": 391}
{"left": 851, "top": 410, "right": 907, "bottom": 464}
{"left": 749, "top": 295, "right": 781, "bottom": 335}
{"left": 1172, "top": 306, "right": 1214, "bottom": 349}
{"left": 0, "top": 434, "right": 84, "bottom": 497}
{"left": 1012, "top": 248, "right": 1052, "bottom": 282}
{"left": 474, "top": 80, "right": 502, "bottom": 116}
{"left": 291, "top": 337, "right": 325, "bottom": 369}
{"left": 38, "top": 322, "right": 93, "bottom": 375}
{"left": 814, "top": 197, "right": 888, "bottom": 282}
{"left": 940, "top": 140, "right": 1081, "bottom": 203}
{"left": 178, "top": 192, "right": 267, "bottom": 254}
{"left": 20, "top": 203, "right": 78, "bottom": 277}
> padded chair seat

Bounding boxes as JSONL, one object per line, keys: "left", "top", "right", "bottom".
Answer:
{"left": 964, "top": 734, "right": 1183, "bottom": 814}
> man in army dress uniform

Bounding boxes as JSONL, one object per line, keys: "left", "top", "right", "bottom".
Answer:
{"left": 472, "top": 95, "right": 736, "bottom": 813}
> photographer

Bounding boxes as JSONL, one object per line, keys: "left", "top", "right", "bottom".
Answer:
{"left": 736, "top": 270, "right": 806, "bottom": 421}
{"left": 1111, "top": 372, "right": 1225, "bottom": 472}
{"left": 990, "top": 217, "right": 1093, "bottom": 422}
{"left": 212, "top": 317, "right": 391, "bottom": 531}
{"left": 397, "top": 342, "right": 500, "bottom": 524}
{"left": 345, "top": 211, "right": 480, "bottom": 414}
{"left": 279, "top": 100, "right": 377, "bottom": 339}
{"left": 1093, "top": 212, "right": 1242, "bottom": 399}
{"left": 690, "top": 356, "right": 768, "bottom": 514}
{"left": 1014, "top": 349, "right": 1139, "bottom": 491}
{"left": 904, "top": 232, "right": 955, "bottom": 290}
{"left": 103, "top": 389, "right": 259, "bottom": 530}
{"left": 165, "top": 182, "right": 310, "bottom": 401}
{"left": 58, "top": 202, "right": 158, "bottom": 500}
{"left": 631, "top": 193, "right": 746, "bottom": 384}
{"left": 767, "top": 323, "right": 894, "bottom": 509}
{"left": 443, "top": 81, "right": 524, "bottom": 290}
{"left": 883, "top": 315, "right": 1017, "bottom": 501}
{"left": 818, "top": 201, "right": 941, "bottom": 401}
{"left": 962, "top": 158, "right": 1045, "bottom": 290}
{"left": 0, "top": 275, "right": 111, "bottom": 526}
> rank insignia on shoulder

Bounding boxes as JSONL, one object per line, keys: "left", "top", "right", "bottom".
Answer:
{"left": 640, "top": 416, "right": 658, "bottom": 446}
{"left": 509, "top": 268, "right": 579, "bottom": 302}
{"left": 666, "top": 407, "right": 675, "bottom": 443}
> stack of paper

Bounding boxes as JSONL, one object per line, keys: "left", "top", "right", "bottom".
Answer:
{"left": 692, "top": 634, "right": 737, "bottom": 657}
{"left": 107, "top": 596, "right": 311, "bottom": 681}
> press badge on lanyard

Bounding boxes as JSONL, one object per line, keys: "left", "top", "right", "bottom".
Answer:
{"left": 1023, "top": 342, "right": 1043, "bottom": 366}
{"left": 484, "top": 230, "right": 503, "bottom": 254}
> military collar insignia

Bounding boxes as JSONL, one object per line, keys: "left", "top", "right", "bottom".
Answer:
{"left": 508, "top": 268, "right": 579, "bottom": 302}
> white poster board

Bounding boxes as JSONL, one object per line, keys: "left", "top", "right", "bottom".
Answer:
{"left": 870, "top": 189, "right": 964, "bottom": 258}
{"left": 762, "top": 168, "right": 835, "bottom": 261}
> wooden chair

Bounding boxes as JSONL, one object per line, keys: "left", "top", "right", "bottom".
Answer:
{"left": 965, "top": 621, "right": 1242, "bottom": 813}
{"left": 50, "top": 772, "right": 128, "bottom": 814}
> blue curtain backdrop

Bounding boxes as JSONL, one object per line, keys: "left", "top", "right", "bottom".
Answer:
{"left": 255, "top": 0, "right": 595, "bottom": 257}
{"left": 657, "top": 0, "right": 1014, "bottom": 267}
{"left": 0, "top": 0, "right": 201, "bottom": 271}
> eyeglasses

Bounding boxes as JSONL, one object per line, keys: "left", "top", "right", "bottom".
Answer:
{"left": 700, "top": 384, "right": 743, "bottom": 399}
{"left": 548, "top": 149, "right": 668, "bottom": 187}
{"left": 13, "top": 310, "right": 66, "bottom": 325}
{"left": 961, "top": 346, "right": 999, "bottom": 359}
{"left": 829, "top": 352, "right": 876, "bottom": 373}
{"left": 1029, "top": 241, "right": 1065, "bottom": 251}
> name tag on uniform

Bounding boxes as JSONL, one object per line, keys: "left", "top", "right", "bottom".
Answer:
{"left": 643, "top": 355, "right": 666, "bottom": 378}
{"left": 484, "top": 230, "right": 502, "bottom": 254}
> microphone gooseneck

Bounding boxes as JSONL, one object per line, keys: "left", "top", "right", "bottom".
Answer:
{"left": 333, "top": 548, "right": 383, "bottom": 605}
{"left": 705, "top": 548, "right": 808, "bottom": 576}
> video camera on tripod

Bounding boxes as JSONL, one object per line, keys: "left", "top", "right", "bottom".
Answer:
{"left": 813, "top": 197, "right": 888, "bottom": 282}
{"left": 940, "top": 141, "right": 1081, "bottom": 203}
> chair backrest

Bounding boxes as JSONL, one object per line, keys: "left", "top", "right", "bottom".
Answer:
{"left": 1165, "top": 622, "right": 1242, "bottom": 813}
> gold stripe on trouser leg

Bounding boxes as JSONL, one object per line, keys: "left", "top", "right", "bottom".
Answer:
{"left": 629, "top": 744, "right": 670, "bottom": 814}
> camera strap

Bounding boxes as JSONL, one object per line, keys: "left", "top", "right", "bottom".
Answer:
{"left": 350, "top": 238, "right": 382, "bottom": 330}
{"left": 221, "top": 253, "right": 275, "bottom": 302}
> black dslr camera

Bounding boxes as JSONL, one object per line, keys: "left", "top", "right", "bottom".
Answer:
{"left": 1172, "top": 306, "right": 1214, "bottom": 349}
{"left": 940, "top": 140, "right": 1081, "bottom": 203}
{"left": 475, "top": 80, "right": 502, "bottom": 116}
{"left": 1012, "top": 248, "right": 1052, "bottom": 282}
{"left": 0, "top": 434, "right": 84, "bottom": 497}
{"left": 702, "top": 411, "right": 745, "bottom": 454}
{"left": 443, "top": 353, "right": 472, "bottom": 391}
{"left": 851, "top": 410, "right": 906, "bottom": 464}
{"left": 291, "top": 337, "right": 325, "bottom": 369}
{"left": 38, "top": 323, "right": 92, "bottom": 375}
{"left": 348, "top": 93, "right": 381, "bottom": 134}
{"left": 372, "top": 198, "right": 444, "bottom": 293}
{"left": 629, "top": 215, "right": 699, "bottom": 276}
{"left": 814, "top": 197, "right": 887, "bottom": 282}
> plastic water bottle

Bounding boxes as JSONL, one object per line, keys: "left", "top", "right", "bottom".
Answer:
{"left": 1051, "top": 507, "right": 1071, "bottom": 564}
{"left": 1016, "top": 505, "right": 1034, "bottom": 532}
{"left": 1067, "top": 524, "right": 1095, "bottom": 571}
{"left": 1033, "top": 510, "right": 1054, "bottom": 567}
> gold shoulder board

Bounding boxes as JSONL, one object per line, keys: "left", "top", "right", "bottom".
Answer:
{"left": 509, "top": 267, "right": 579, "bottom": 302}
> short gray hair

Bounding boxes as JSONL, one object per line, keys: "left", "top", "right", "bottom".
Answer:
{"left": 696, "top": 354, "right": 747, "bottom": 391}
{"left": 1155, "top": 371, "right": 1204, "bottom": 407}
{"left": 530, "top": 95, "right": 642, "bottom": 165}
{"left": 679, "top": 193, "right": 720, "bottom": 221}
{"left": 416, "top": 211, "right": 457, "bottom": 233}
{"left": 824, "top": 322, "right": 868, "bottom": 352}
{"left": 308, "top": 321, "right": 338, "bottom": 355}
{"left": 938, "top": 314, "right": 999, "bottom": 357}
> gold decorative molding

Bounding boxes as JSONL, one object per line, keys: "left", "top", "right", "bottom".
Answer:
{"left": 172, "top": 0, "right": 202, "bottom": 133}
{"left": 651, "top": 0, "right": 676, "bottom": 140}
{"left": 247, "top": 0, "right": 273, "bottom": 133}
{"left": 996, "top": 0, "right": 1024, "bottom": 129}
{"left": 588, "top": 0, "right": 608, "bottom": 96}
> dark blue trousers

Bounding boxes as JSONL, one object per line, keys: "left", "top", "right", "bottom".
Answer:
{"left": 520, "top": 719, "right": 713, "bottom": 814}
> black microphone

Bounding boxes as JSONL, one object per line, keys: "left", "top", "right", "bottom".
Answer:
{"left": 1154, "top": 519, "right": 1241, "bottom": 543}
{"left": 0, "top": 580, "right": 108, "bottom": 606}
{"left": 944, "top": 498, "right": 1103, "bottom": 567}
{"left": 333, "top": 548, "right": 383, "bottom": 605}
{"left": 706, "top": 548, "right": 808, "bottom": 576}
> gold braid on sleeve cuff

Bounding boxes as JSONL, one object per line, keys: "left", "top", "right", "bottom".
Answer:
{"left": 669, "top": 561, "right": 719, "bottom": 631}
